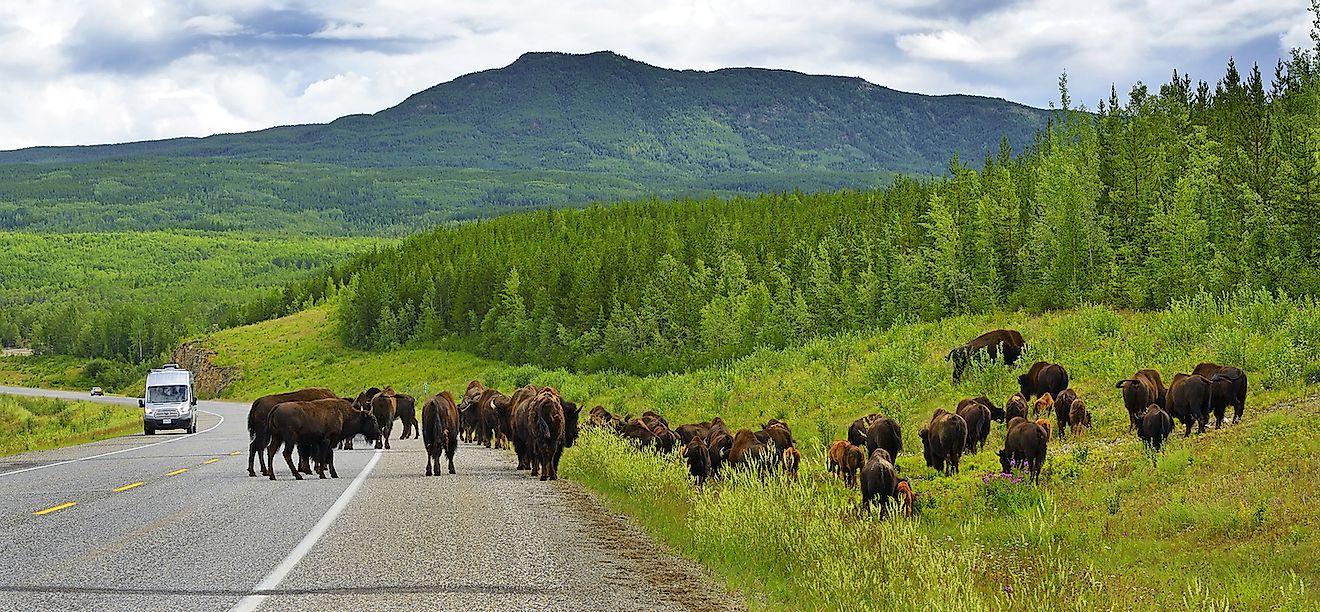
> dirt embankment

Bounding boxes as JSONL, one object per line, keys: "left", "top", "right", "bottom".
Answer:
{"left": 171, "top": 341, "right": 237, "bottom": 399}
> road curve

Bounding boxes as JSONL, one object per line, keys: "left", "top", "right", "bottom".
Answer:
{"left": 0, "top": 386, "right": 742, "bottom": 611}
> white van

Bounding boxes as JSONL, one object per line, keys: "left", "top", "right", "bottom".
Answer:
{"left": 140, "top": 364, "right": 197, "bottom": 435}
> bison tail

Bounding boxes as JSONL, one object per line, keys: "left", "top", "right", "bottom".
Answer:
{"left": 1115, "top": 379, "right": 1137, "bottom": 388}
{"left": 537, "top": 415, "right": 550, "bottom": 439}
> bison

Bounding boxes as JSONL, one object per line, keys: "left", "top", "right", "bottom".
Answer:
{"left": 757, "top": 420, "right": 795, "bottom": 452}
{"left": 266, "top": 398, "right": 381, "bottom": 481}
{"left": 1019, "top": 361, "right": 1069, "bottom": 402}
{"left": 728, "top": 428, "right": 773, "bottom": 475}
{"left": 782, "top": 447, "right": 801, "bottom": 481}
{"left": 247, "top": 387, "right": 337, "bottom": 477}
{"left": 511, "top": 386, "right": 571, "bottom": 481}
{"left": 1138, "top": 404, "right": 1173, "bottom": 451}
{"left": 827, "top": 440, "right": 867, "bottom": 487}
{"left": 1034, "top": 418, "right": 1053, "bottom": 441}
{"left": 920, "top": 409, "right": 968, "bottom": 475}
{"left": 960, "top": 395, "right": 1003, "bottom": 422}
{"left": 1004, "top": 393, "right": 1029, "bottom": 423}
{"left": 1116, "top": 369, "right": 1166, "bottom": 432}
{"left": 955, "top": 398, "right": 992, "bottom": 453}
{"left": 1068, "top": 399, "right": 1091, "bottom": 438}
{"left": 621, "top": 418, "right": 658, "bottom": 450}
{"left": 1033, "top": 392, "right": 1054, "bottom": 419}
{"left": 864, "top": 415, "right": 903, "bottom": 466}
{"left": 947, "top": 329, "right": 1027, "bottom": 383}
{"left": 999, "top": 417, "right": 1048, "bottom": 483}
{"left": 705, "top": 427, "right": 734, "bottom": 476}
{"left": 476, "top": 389, "right": 512, "bottom": 449}
{"left": 457, "top": 380, "right": 485, "bottom": 443}
{"left": 683, "top": 438, "right": 711, "bottom": 485}
{"left": 860, "top": 449, "right": 898, "bottom": 516}
{"left": 369, "top": 387, "right": 417, "bottom": 448}
{"left": 848, "top": 413, "right": 881, "bottom": 446}
{"left": 1052, "top": 388, "right": 1078, "bottom": 438}
{"left": 1167, "top": 373, "right": 1215, "bottom": 436}
{"left": 894, "top": 479, "right": 915, "bottom": 518}
{"left": 421, "top": 391, "right": 460, "bottom": 476}
{"left": 1194, "top": 362, "right": 1248, "bottom": 427}
{"left": 675, "top": 422, "right": 711, "bottom": 446}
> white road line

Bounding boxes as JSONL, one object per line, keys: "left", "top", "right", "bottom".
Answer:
{"left": 229, "top": 450, "right": 382, "bottom": 612}
{"left": 0, "top": 410, "right": 225, "bottom": 478}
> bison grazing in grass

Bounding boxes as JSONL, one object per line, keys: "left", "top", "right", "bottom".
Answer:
{"left": 1194, "top": 362, "right": 1248, "bottom": 427}
{"left": 955, "top": 398, "right": 992, "bottom": 454}
{"left": 1033, "top": 393, "right": 1055, "bottom": 419}
{"left": 827, "top": 440, "right": 867, "bottom": 487}
{"left": 422, "top": 391, "right": 460, "bottom": 476}
{"left": 782, "top": 447, "right": 801, "bottom": 481}
{"left": 683, "top": 438, "right": 711, "bottom": 486}
{"left": 860, "top": 449, "right": 898, "bottom": 516}
{"left": 1116, "top": 369, "right": 1166, "bottom": 432}
{"left": 999, "top": 417, "right": 1048, "bottom": 484}
{"left": 1166, "top": 373, "right": 1214, "bottom": 436}
{"left": 1068, "top": 400, "right": 1091, "bottom": 438}
{"left": 920, "top": 409, "right": 968, "bottom": 475}
{"left": 864, "top": 415, "right": 903, "bottom": 466}
{"left": 895, "top": 479, "right": 915, "bottom": 518}
{"left": 705, "top": 427, "right": 734, "bottom": 477}
{"left": 729, "top": 428, "right": 773, "bottom": 475}
{"left": 266, "top": 398, "right": 381, "bottom": 481}
{"left": 675, "top": 421, "right": 711, "bottom": 446}
{"left": 1019, "top": 361, "right": 1069, "bottom": 402}
{"left": 621, "top": 419, "right": 658, "bottom": 450}
{"left": 848, "top": 413, "right": 880, "bottom": 446}
{"left": 1138, "top": 404, "right": 1173, "bottom": 451}
{"left": 1004, "top": 393, "right": 1029, "bottom": 423}
{"left": 947, "top": 329, "right": 1026, "bottom": 383}
{"left": 247, "top": 387, "right": 338, "bottom": 477}
{"left": 1052, "top": 388, "right": 1078, "bottom": 438}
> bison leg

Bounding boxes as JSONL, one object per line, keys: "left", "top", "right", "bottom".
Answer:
{"left": 248, "top": 433, "right": 264, "bottom": 477}
{"left": 282, "top": 443, "right": 302, "bottom": 481}
{"left": 265, "top": 439, "right": 281, "bottom": 481}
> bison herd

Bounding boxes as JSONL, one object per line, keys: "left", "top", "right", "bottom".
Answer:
{"left": 246, "top": 381, "right": 581, "bottom": 483}
{"left": 240, "top": 329, "right": 1249, "bottom": 521}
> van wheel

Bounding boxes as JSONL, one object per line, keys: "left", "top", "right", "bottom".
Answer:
{"left": 188, "top": 422, "right": 197, "bottom": 434}
{"left": 145, "top": 426, "right": 155, "bottom": 436}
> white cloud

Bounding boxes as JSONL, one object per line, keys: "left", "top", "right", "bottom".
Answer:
{"left": 0, "top": 0, "right": 1311, "bottom": 149}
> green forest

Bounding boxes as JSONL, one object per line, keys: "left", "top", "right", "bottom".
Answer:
{"left": 307, "top": 52, "right": 1319, "bottom": 375}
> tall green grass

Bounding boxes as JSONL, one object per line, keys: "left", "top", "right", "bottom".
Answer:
{"left": 0, "top": 394, "right": 140, "bottom": 456}
{"left": 204, "top": 288, "right": 1320, "bottom": 609}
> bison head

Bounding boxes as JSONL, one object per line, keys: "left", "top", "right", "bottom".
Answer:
{"left": 346, "top": 409, "right": 382, "bottom": 443}
{"left": 561, "top": 400, "right": 581, "bottom": 448}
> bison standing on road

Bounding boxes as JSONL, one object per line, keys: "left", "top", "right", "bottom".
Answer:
{"left": 247, "top": 387, "right": 337, "bottom": 477}
{"left": 512, "top": 386, "right": 571, "bottom": 481}
{"left": 266, "top": 398, "right": 381, "bottom": 481}
{"left": 955, "top": 398, "right": 992, "bottom": 454}
{"left": 1116, "top": 369, "right": 1166, "bottom": 431}
{"left": 1194, "top": 362, "right": 1248, "bottom": 427}
{"left": 860, "top": 449, "right": 898, "bottom": 516}
{"left": 457, "top": 380, "right": 485, "bottom": 443}
{"left": 421, "top": 391, "right": 460, "bottom": 476}
{"left": 999, "top": 417, "right": 1048, "bottom": 484}
{"left": 947, "top": 329, "right": 1027, "bottom": 383}
{"left": 920, "top": 409, "right": 968, "bottom": 475}
{"left": 1019, "top": 361, "right": 1069, "bottom": 402}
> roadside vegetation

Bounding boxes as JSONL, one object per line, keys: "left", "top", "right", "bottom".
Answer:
{"left": 201, "top": 287, "right": 1319, "bottom": 609}
{"left": 0, "top": 394, "right": 140, "bottom": 457}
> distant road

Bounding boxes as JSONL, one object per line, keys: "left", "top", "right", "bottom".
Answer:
{"left": 0, "top": 385, "right": 738, "bottom": 611}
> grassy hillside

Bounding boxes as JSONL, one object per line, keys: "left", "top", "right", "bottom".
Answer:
{"left": 0, "top": 394, "right": 140, "bottom": 457}
{"left": 198, "top": 291, "right": 1319, "bottom": 609}
{"left": 0, "top": 51, "right": 1049, "bottom": 233}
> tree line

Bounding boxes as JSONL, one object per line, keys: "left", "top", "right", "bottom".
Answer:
{"left": 311, "top": 47, "right": 1319, "bottom": 375}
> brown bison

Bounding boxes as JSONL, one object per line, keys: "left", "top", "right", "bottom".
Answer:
{"left": 728, "top": 428, "right": 772, "bottom": 474}
{"left": 1019, "top": 361, "right": 1069, "bottom": 401}
{"left": 757, "top": 419, "right": 795, "bottom": 452}
{"left": 1004, "top": 393, "right": 1029, "bottom": 423}
{"left": 782, "top": 447, "right": 802, "bottom": 481}
{"left": 620, "top": 418, "right": 658, "bottom": 450}
{"left": 1116, "top": 369, "right": 1166, "bottom": 431}
{"left": 895, "top": 479, "right": 915, "bottom": 518}
{"left": 1033, "top": 392, "right": 1055, "bottom": 419}
{"left": 457, "top": 380, "right": 485, "bottom": 443}
{"left": 960, "top": 395, "right": 1003, "bottom": 422}
{"left": 920, "top": 409, "right": 968, "bottom": 475}
{"left": 511, "top": 386, "right": 575, "bottom": 481}
{"left": 368, "top": 387, "right": 417, "bottom": 448}
{"left": 955, "top": 399, "right": 992, "bottom": 454}
{"left": 860, "top": 449, "right": 898, "bottom": 516}
{"left": 247, "top": 387, "right": 337, "bottom": 477}
{"left": 827, "top": 440, "right": 867, "bottom": 487}
{"left": 1068, "top": 400, "right": 1091, "bottom": 437}
{"left": 999, "top": 417, "right": 1048, "bottom": 483}
{"left": 1034, "top": 418, "right": 1053, "bottom": 441}
{"left": 266, "top": 398, "right": 381, "bottom": 481}
{"left": 948, "top": 329, "right": 1027, "bottom": 383}
{"left": 675, "top": 421, "right": 712, "bottom": 446}
{"left": 864, "top": 415, "right": 903, "bottom": 466}
{"left": 1166, "top": 373, "right": 1214, "bottom": 436}
{"left": 1138, "top": 404, "right": 1173, "bottom": 451}
{"left": 705, "top": 427, "right": 734, "bottom": 476}
{"left": 1052, "top": 388, "right": 1078, "bottom": 438}
{"left": 1193, "top": 362, "right": 1248, "bottom": 427}
{"left": 477, "top": 389, "right": 512, "bottom": 449}
{"left": 683, "top": 438, "right": 711, "bottom": 485}
{"left": 651, "top": 422, "right": 679, "bottom": 454}
{"left": 421, "top": 391, "right": 460, "bottom": 476}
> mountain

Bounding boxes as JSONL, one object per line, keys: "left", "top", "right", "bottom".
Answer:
{"left": 0, "top": 51, "right": 1053, "bottom": 233}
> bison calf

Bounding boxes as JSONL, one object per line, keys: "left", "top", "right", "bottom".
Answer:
{"left": 827, "top": 440, "right": 866, "bottom": 487}
{"left": 1068, "top": 400, "right": 1091, "bottom": 438}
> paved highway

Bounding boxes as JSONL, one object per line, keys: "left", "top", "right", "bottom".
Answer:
{"left": 0, "top": 387, "right": 740, "bottom": 611}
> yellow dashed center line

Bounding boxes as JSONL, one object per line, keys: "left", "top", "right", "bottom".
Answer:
{"left": 229, "top": 451, "right": 241, "bottom": 456}
{"left": 164, "top": 468, "right": 188, "bottom": 477}
{"left": 113, "top": 482, "right": 145, "bottom": 493}
{"left": 33, "top": 502, "right": 76, "bottom": 516}
{"left": 202, "top": 458, "right": 219, "bottom": 465}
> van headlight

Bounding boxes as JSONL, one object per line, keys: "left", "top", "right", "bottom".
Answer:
{"left": 144, "top": 407, "right": 155, "bottom": 415}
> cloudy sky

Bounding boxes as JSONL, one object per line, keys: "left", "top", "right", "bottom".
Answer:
{"left": 0, "top": 0, "right": 1313, "bottom": 150}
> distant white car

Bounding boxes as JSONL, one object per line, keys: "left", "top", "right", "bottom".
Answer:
{"left": 90, "top": 387, "right": 104, "bottom": 396}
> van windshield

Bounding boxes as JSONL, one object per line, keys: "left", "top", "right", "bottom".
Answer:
{"left": 147, "top": 385, "right": 189, "bottom": 404}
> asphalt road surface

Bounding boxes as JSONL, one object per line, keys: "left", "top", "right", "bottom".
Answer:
{"left": 0, "top": 387, "right": 742, "bottom": 612}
